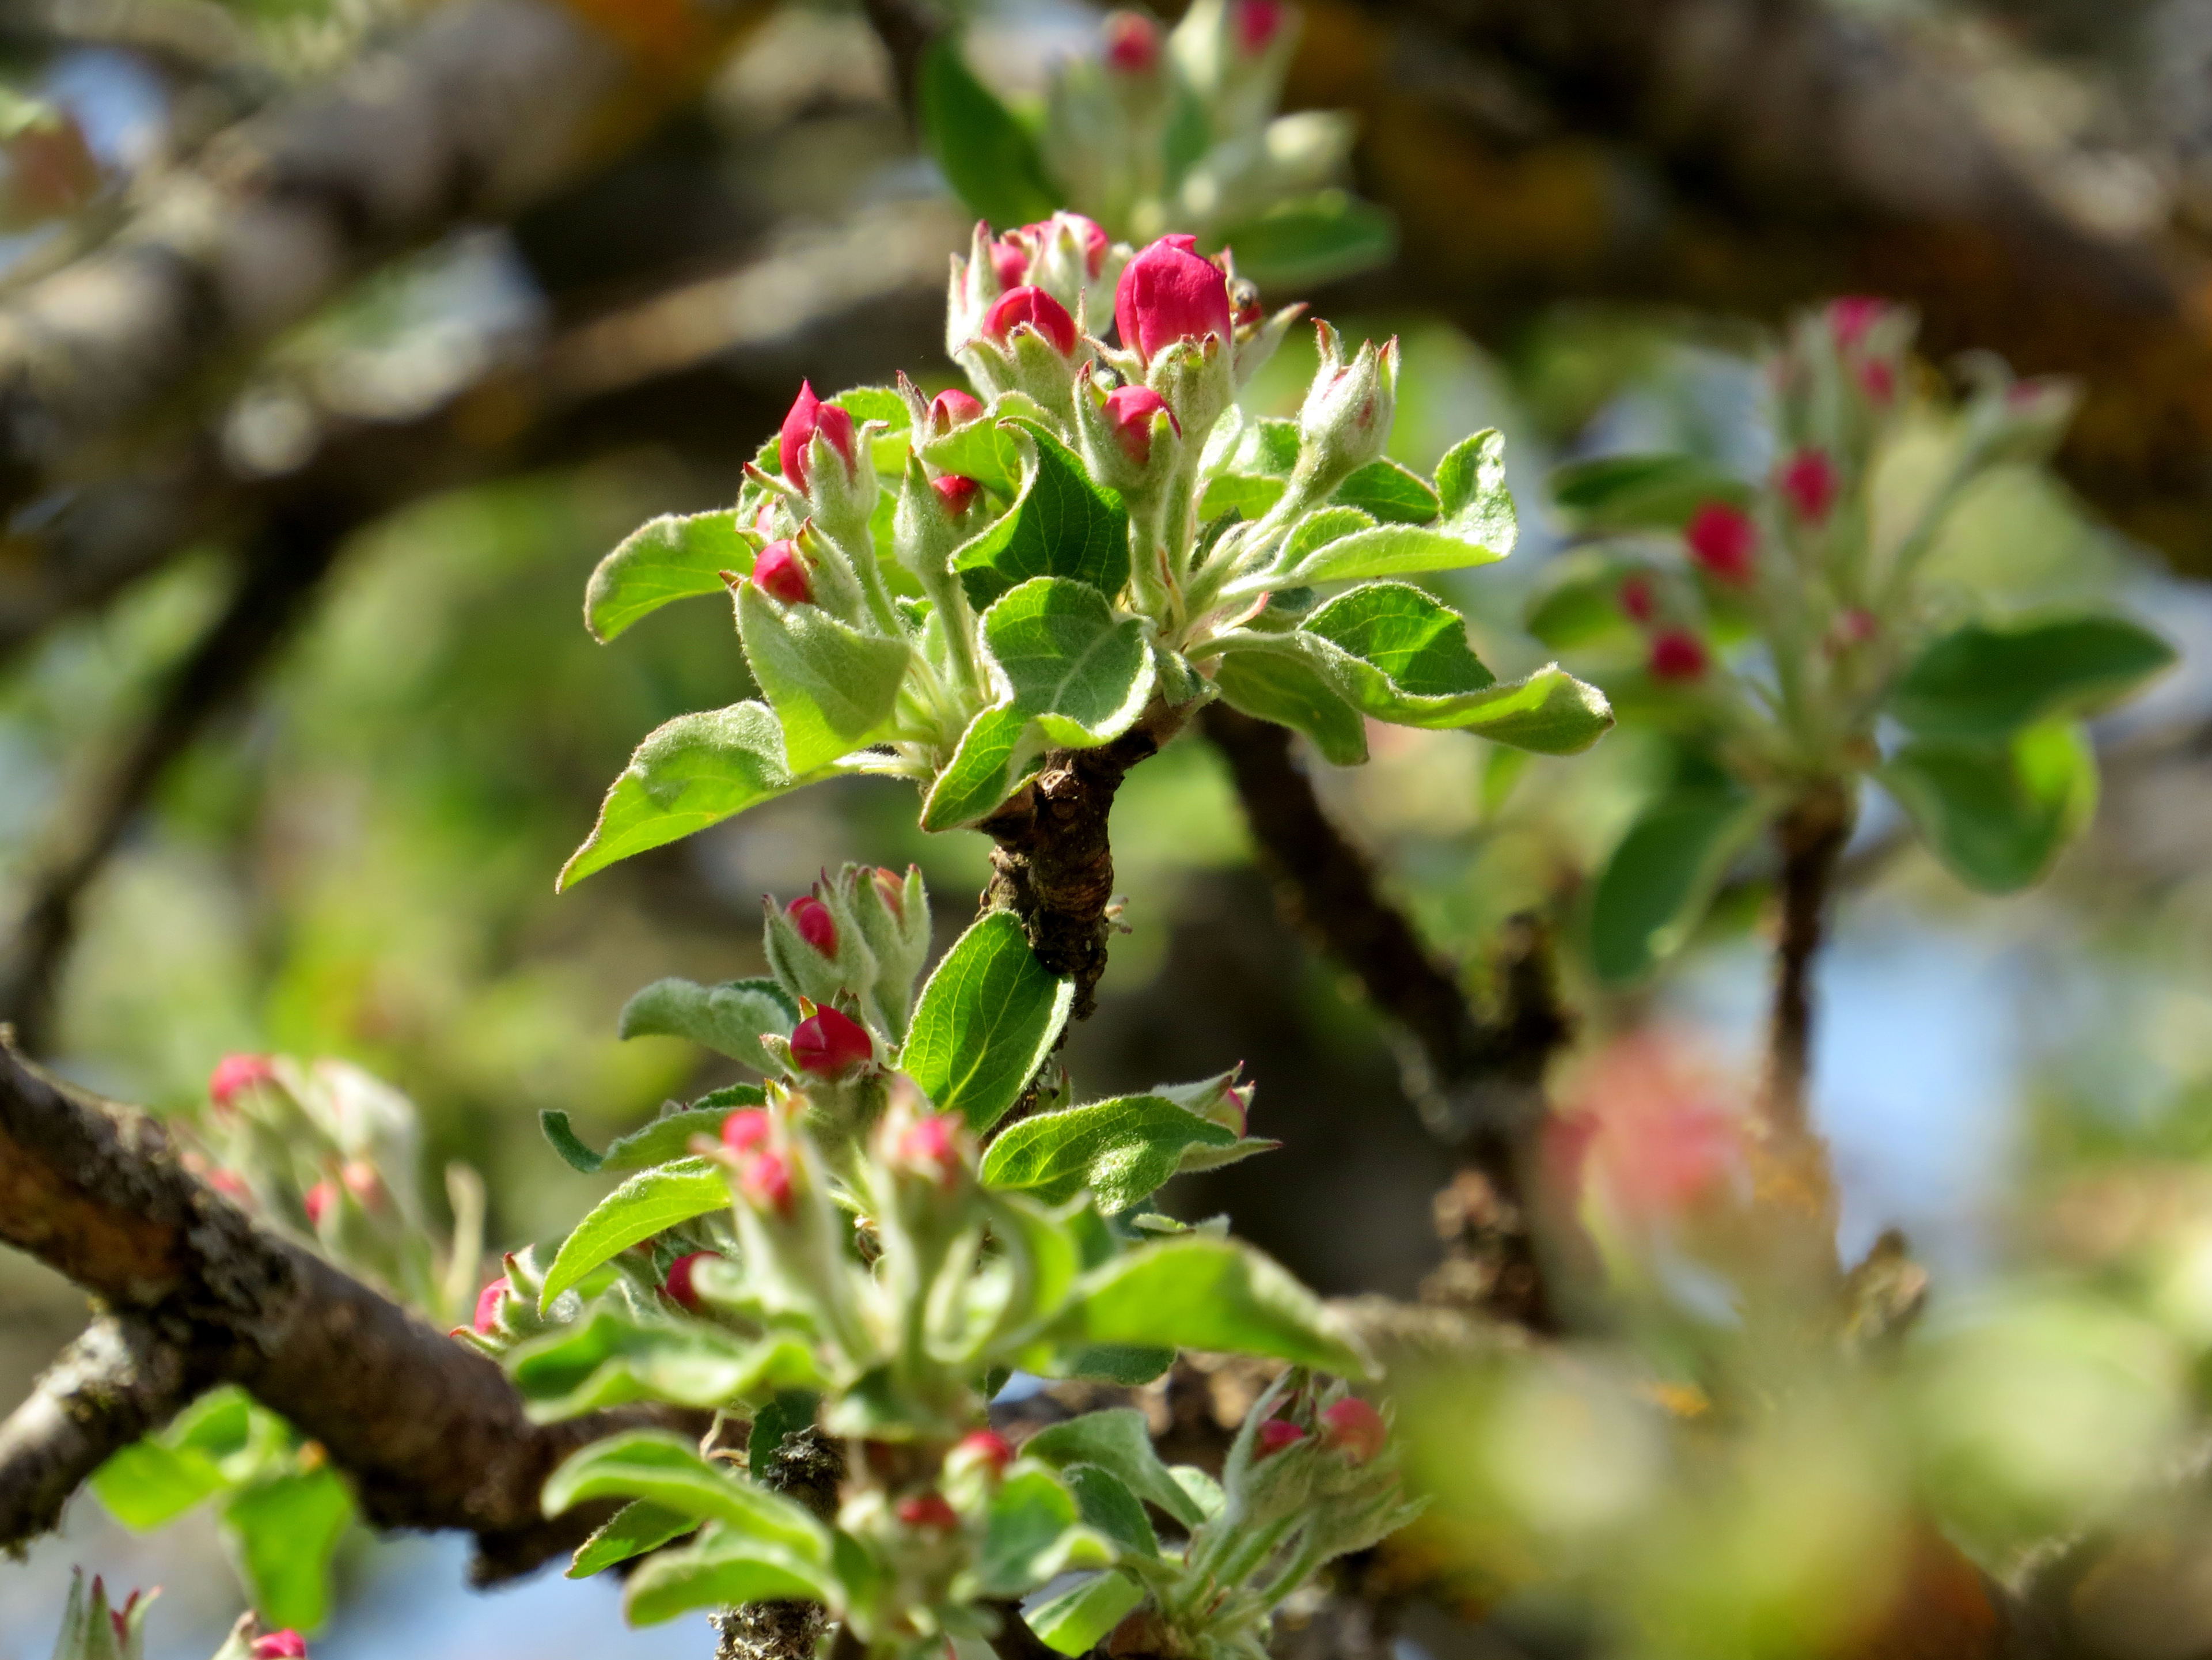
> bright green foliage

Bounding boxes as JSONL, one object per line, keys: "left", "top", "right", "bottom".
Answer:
{"left": 584, "top": 511, "right": 753, "bottom": 642}
{"left": 1588, "top": 789, "right": 1765, "bottom": 986}
{"left": 902, "top": 911, "right": 1076, "bottom": 1131}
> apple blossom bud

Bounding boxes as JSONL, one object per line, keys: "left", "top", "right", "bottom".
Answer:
{"left": 1832, "top": 607, "right": 1880, "bottom": 649}
{"left": 303, "top": 1180, "right": 335, "bottom": 1227}
{"left": 1778, "top": 447, "right": 1838, "bottom": 525}
{"left": 473, "top": 1276, "right": 510, "bottom": 1336}
{"left": 723, "top": 1108, "right": 772, "bottom": 1154}
{"left": 1255, "top": 1418, "right": 1306, "bottom": 1458}
{"left": 208, "top": 1168, "right": 251, "bottom": 1203}
{"left": 791, "top": 1007, "right": 873, "bottom": 1077}
{"left": 931, "top": 474, "right": 980, "bottom": 516}
{"left": 1103, "top": 10, "right": 1162, "bottom": 73}
{"left": 1296, "top": 323, "right": 1399, "bottom": 494}
{"left": 251, "top": 1634, "right": 308, "bottom": 1660}
{"left": 753, "top": 540, "right": 812, "bottom": 605}
{"left": 665, "top": 1250, "right": 718, "bottom": 1313}
{"left": 1102, "top": 384, "right": 1177, "bottom": 465}
{"left": 1068, "top": 215, "right": 1109, "bottom": 279}
{"left": 1318, "top": 1397, "right": 1387, "bottom": 1463}
{"left": 788, "top": 895, "right": 838, "bottom": 957}
{"left": 981, "top": 286, "right": 1079, "bottom": 356}
{"left": 990, "top": 237, "right": 1029, "bottom": 290}
{"left": 341, "top": 1160, "right": 381, "bottom": 1206}
{"left": 897, "top": 1490, "right": 962, "bottom": 1530}
{"left": 1233, "top": 0, "right": 1286, "bottom": 54}
{"left": 1859, "top": 357, "right": 1896, "bottom": 404}
{"left": 741, "top": 1150, "right": 796, "bottom": 1217}
{"left": 872, "top": 866, "right": 907, "bottom": 919}
{"left": 209, "top": 1053, "right": 276, "bottom": 1112}
{"left": 1683, "top": 501, "right": 1756, "bottom": 585}
{"left": 778, "top": 382, "right": 856, "bottom": 492}
{"left": 1619, "top": 573, "right": 1656, "bottom": 623}
{"left": 1114, "top": 235, "right": 1232, "bottom": 365}
{"left": 952, "top": 1429, "right": 1015, "bottom": 1477}
{"left": 1828, "top": 295, "right": 1885, "bottom": 349}
{"left": 896, "top": 1113, "right": 963, "bottom": 1184}
{"left": 928, "top": 389, "right": 985, "bottom": 434}
{"left": 1649, "top": 630, "right": 1709, "bottom": 682}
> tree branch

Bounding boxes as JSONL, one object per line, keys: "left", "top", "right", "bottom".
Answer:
{"left": 1758, "top": 781, "right": 1853, "bottom": 1236}
{"left": 0, "top": 1033, "right": 693, "bottom": 1577}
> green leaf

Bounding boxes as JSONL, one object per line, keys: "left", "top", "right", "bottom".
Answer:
{"left": 624, "top": 1522, "right": 839, "bottom": 1626}
{"left": 585, "top": 511, "right": 751, "bottom": 643}
{"left": 1212, "top": 192, "right": 1397, "bottom": 289}
{"left": 1549, "top": 452, "right": 1751, "bottom": 532}
{"left": 540, "top": 1098, "right": 763, "bottom": 1177}
{"left": 736, "top": 583, "right": 912, "bottom": 774}
{"left": 93, "top": 1438, "right": 227, "bottom": 1530}
{"left": 1524, "top": 551, "right": 1641, "bottom": 651}
{"left": 539, "top": 1158, "right": 730, "bottom": 1308}
{"left": 902, "top": 910, "right": 1075, "bottom": 1132}
{"left": 982, "top": 1095, "right": 1236, "bottom": 1213}
{"left": 1333, "top": 459, "right": 1439, "bottom": 525}
{"left": 1879, "top": 720, "right": 2097, "bottom": 893}
{"left": 1433, "top": 429, "right": 1517, "bottom": 549}
{"left": 917, "top": 33, "right": 1058, "bottom": 229}
{"left": 921, "top": 704, "right": 1038, "bottom": 831}
{"left": 1021, "top": 1408, "right": 1208, "bottom": 1529}
{"left": 1213, "top": 640, "right": 1369, "bottom": 765}
{"left": 1066, "top": 1465, "right": 1158, "bottom": 1556}
{"left": 830, "top": 385, "right": 910, "bottom": 430}
{"left": 920, "top": 416, "right": 1029, "bottom": 498}
{"left": 568, "top": 1499, "right": 699, "bottom": 1578}
{"left": 546, "top": 1431, "right": 832, "bottom": 1559}
{"left": 955, "top": 422, "right": 1130, "bottom": 609}
{"left": 1052, "top": 1344, "right": 1177, "bottom": 1385}
{"left": 513, "top": 1313, "right": 822, "bottom": 1416}
{"left": 977, "top": 1468, "right": 1113, "bottom": 1596}
{"left": 561, "top": 703, "right": 822, "bottom": 889}
{"left": 1304, "top": 582, "right": 1491, "bottom": 696}
{"left": 1887, "top": 614, "right": 2174, "bottom": 742}
{"left": 984, "top": 577, "right": 1156, "bottom": 747}
{"left": 222, "top": 1466, "right": 354, "bottom": 1634}
{"left": 1272, "top": 521, "right": 1511, "bottom": 586}
{"left": 1200, "top": 473, "right": 1287, "bottom": 522}
{"left": 1025, "top": 1569, "right": 1147, "bottom": 1656}
{"left": 1057, "top": 1236, "right": 1369, "bottom": 1376}
{"left": 619, "top": 977, "right": 797, "bottom": 1072}
{"left": 1589, "top": 789, "right": 1766, "bottom": 984}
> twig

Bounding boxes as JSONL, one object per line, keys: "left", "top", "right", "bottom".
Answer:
{"left": 0, "top": 1033, "right": 699, "bottom": 1577}
{"left": 0, "top": 508, "right": 346, "bottom": 1053}
{"left": 1763, "top": 784, "right": 1853, "bottom": 1146}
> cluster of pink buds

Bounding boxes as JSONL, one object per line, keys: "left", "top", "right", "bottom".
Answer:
{"left": 208, "top": 1052, "right": 277, "bottom": 1113}
{"left": 1615, "top": 573, "right": 1710, "bottom": 685}
{"left": 722, "top": 1107, "right": 797, "bottom": 1218}
{"left": 1683, "top": 501, "right": 1756, "bottom": 586}
{"left": 1778, "top": 447, "right": 1838, "bottom": 526}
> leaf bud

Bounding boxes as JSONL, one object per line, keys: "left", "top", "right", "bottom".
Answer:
{"left": 1115, "top": 235, "right": 1232, "bottom": 366}
{"left": 791, "top": 1006, "right": 874, "bottom": 1077}
{"left": 982, "top": 285, "right": 1079, "bottom": 357}
{"left": 1255, "top": 1418, "right": 1307, "bottom": 1458}
{"left": 208, "top": 1052, "right": 277, "bottom": 1113}
{"left": 896, "top": 1490, "right": 963, "bottom": 1530}
{"left": 789, "top": 895, "right": 839, "bottom": 957}
{"left": 752, "top": 539, "right": 813, "bottom": 605}
{"left": 928, "top": 388, "right": 986, "bottom": 434}
{"left": 779, "top": 381, "right": 857, "bottom": 493}
{"left": 1683, "top": 501, "right": 1756, "bottom": 585}
{"left": 1317, "top": 1397, "right": 1387, "bottom": 1464}
{"left": 665, "top": 1250, "right": 718, "bottom": 1313}
{"left": 723, "top": 1108, "right": 773, "bottom": 1154}
{"left": 1103, "top": 384, "right": 1178, "bottom": 465}
{"left": 1102, "top": 10, "right": 1162, "bottom": 73}
{"left": 1648, "top": 630, "right": 1709, "bottom": 683}
{"left": 1778, "top": 447, "right": 1838, "bottom": 525}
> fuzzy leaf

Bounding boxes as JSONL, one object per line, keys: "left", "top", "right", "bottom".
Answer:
{"left": 735, "top": 583, "right": 911, "bottom": 774}
{"left": 982, "top": 1095, "right": 1236, "bottom": 1213}
{"left": 222, "top": 1466, "right": 354, "bottom": 1634}
{"left": 1022, "top": 1408, "right": 1209, "bottom": 1529}
{"left": 1065, "top": 1465, "right": 1158, "bottom": 1556}
{"left": 568, "top": 1499, "right": 698, "bottom": 1579}
{"left": 561, "top": 703, "right": 821, "bottom": 889}
{"left": 1056, "top": 1236, "right": 1369, "bottom": 1376}
{"left": 977, "top": 1468, "right": 1114, "bottom": 1596}
{"left": 1589, "top": 789, "right": 1765, "bottom": 984}
{"left": 1213, "top": 640, "right": 1369, "bottom": 765}
{"left": 1887, "top": 614, "right": 2174, "bottom": 742}
{"left": 955, "top": 423, "right": 1130, "bottom": 608}
{"left": 919, "top": 416, "right": 1029, "bottom": 498}
{"left": 1025, "top": 1570, "right": 1148, "bottom": 1657}
{"left": 1200, "top": 472, "right": 1288, "bottom": 522}
{"left": 1549, "top": 452, "right": 1751, "bottom": 532}
{"left": 921, "top": 704, "right": 1038, "bottom": 831}
{"left": 540, "top": 1098, "right": 762, "bottom": 1177}
{"left": 1333, "top": 458, "right": 1440, "bottom": 525}
{"left": 619, "top": 977, "right": 798, "bottom": 1072}
{"left": 513, "top": 1313, "right": 822, "bottom": 1417}
{"left": 1272, "top": 521, "right": 1511, "bottom": 586}
{"left": 917, "top": 33, "right": 1058, "bottom": 229}
{"left": 546, "top": 1431, "right": 833, "bottom": 1559}
{"left": 903, "top": 910, "right": 1075, "bottom": 1132}
{"left": 539, "top": 1159, "right": 730, "bottom": 1308}
{"left": 585, "top": 511, "right": 752, "bottom": 643}
{"left": 1880, "top": 720, "right": 2097, "bottom": 893}
{"left": 984, "top": 577, "right": 1156, "bottom": 747}
{"left": 623, "top": 1522, "right": 838, "bottom": 1625}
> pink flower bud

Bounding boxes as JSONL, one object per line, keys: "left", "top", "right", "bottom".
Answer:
{"left": 1832, "top": 607, "right": 1880, "bottom": 649}
{"left": 1683, "top": 501, "right": 1756, "bottom": 585}
{"left": 1318, "top": 1398, "right": 1387, "bottom": 1463}
{"left": 1778, "top": 447, "right": 1838, "bottom": 525}
{"left": 209, "top": 1053, "right": 276, "bottom": 1112}
{"left": 1828, "top": 295, "right": 1885, "bottom": 349}
{"left": 873, "top": 866, "right": 908, "bottom": 919}
{"left": 665, "top": 1250, "right": 717, "bottom": 1313}
{"left": 1102, "top": 10, "right": 1161, "bottom": 73}
{"left": 1618, "top": 573, "right": 1656, "bottom": 623}
{"left": 931, "top": 474, "right": 981, "bottom": 516}
{"left": 981, "top": 285, "right": 1079, "bottom": 356}
{"left": 897, "top": 1114, "right": 963, "bottom": 1183}
{"left": 753, "top": 540, "right": 812, "bottom": 605}
{"left": 303, "top": 1180, "right": 335, "bottom": 1227}
{"left": 1067, "top": 215, "right": 1109, "bottom": 278}
{"left": 791, "top": 1007, "right": 873, "bottom": 1077}
{"left": 742, "top": 1150, "right": 796, "bottom": 1217}
{"left": 472, "top": 1276, "right": 510, "bottom": 1336}
{"left": 1102, "top": 384, "right": 1178, "bottom": 466}
{"left": 208, "top": 1168, "right": 250, "bottom": 1203}
{"left": 778, "top": 381, "right": 856, "bottom": 493}
{"left": 929, "top": 388, "right": 985, "bottom": 434}
{"left": 340, "top": 1159, "right": 381, "bottom": 1206}
{"left": 788, "top": 895, "right": 838, "bottom": 957}
{"left": 897, "top": 1490, "right": 962, "bottom": 1530}
{"left": 1858, "top": 357, "right": 1896, "bottom": 404}
{"left": 1115, "top": 236, "right": 1233, "bottom": 365}
{"left": 1255, "top": 1418, "right": 1306, "bottom": 1458}
{"left": 251, "top": 1632, "right": 308, "bottom": 1660}
{"left": 1233, "top": 0, "right": 1285, "bottom": 54}
{"left": 990, "top": 236, "right": 1029, "bottom": 290}
{"left": 1649, "top": 630, "right": 1709, "bottom": 683}
{"left": 722, "top": 1108, "right": 772, "bottom": 1154}
{"left": 954, "top": 1429, "right": 1015, "bottom": 1475}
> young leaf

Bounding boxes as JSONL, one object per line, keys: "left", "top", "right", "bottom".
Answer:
{"left": 618, "top": 977, "right": 798, "bottom": 1072}
{"left": 735, "top": 583, "right": 912, "bottom": 774}
{"left": 561, "top": 703, "right": 826, "bottom": 889}
{"left": 92, "top": 1438, "right": 228, "bottom": 1531}
{"left": 1213, "top": 640, "right": 1370, "bottom": 765}
{"left": 830, "top": 385, "right": 910, "bottom": 430}
{"left": 512, "top": 1313, "right": 822, "bottom": 1416}
{"left": 984, "top": 576, "right": 1156, "bottom": 748}
{"left": 221, "top": 1466, "right": 354, "bottom": 1634}
{"left": 1887, "top": 614, "right": 2174, "bottom": 742}
{"left": 955, "top": 423, "right": 1131, "bottom": 608}
{"left": 976, "top": 1468, "right": 1115, "bottom": 1596}
{"left": 1306, "top": 582, "right": 1493, "bottom": 695}
{"left": 567, "top": 1499, "right": 698, "bottom": 1579}
{"left": 1065, "top": 1465, "right": 1159, "bottom": 1556}
{"left": 624, "top": 1522, "right": 838, "bottom": 1626}
{"left": 1549, "top": 452, "right": 1751, "bottom": 532}
{"left": 902, "top": 910, "right": 1076, "bottom": 1132}
{"left": 921, "top": 703, "right": 1039, "bottom": 832}
{"left": 1212, "top": 191, "right": 1397, "bottom": 289}
{"left": 538, "top": 1158, "right": 730, "bottom": 1308}
{"left": 919, "top": 416, "right": 1029, "bottom": 498}
{"left": 1589, "top": 789, "right": 1766, "bottom": 984}
{"left": 1021, "top": 1408, "right": 1209, "bottom": 1529}
{"left": 1333, "top": 459, "right": 1440, "bottom": 525}
{"left": 1432, "top": 429, "right": 1517, "bottom": 554}
{"left": 1025, "top": 1568, "right": 1148, "bottom": 1657}
{"left": 916, "top": 33, "right": 1058, "bottom": 229}
{"left": 545, "top": 1431, "right": 833, "bottom": 1559}
{"left": 1270, "top": 521, "right": 1511, "bottom": 587}
{"left": 540, "top": 1098, "right": 762, "bottom": 1177}
{"left": 981, "top": 1094, "right": 1237, "bottom": 1213}
{"left": 1055, "top": 1236, "right": 1370, "bottom": 1377}
{"left": 585, "top": 511, "right": 753, "bottom": 643}
{"left": 1879, "top": 720, "right": 2097, "bottom": 893}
